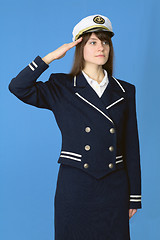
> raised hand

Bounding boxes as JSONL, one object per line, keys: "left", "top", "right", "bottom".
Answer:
{"left": 42, "top": 37, "right": 83, "bottom": 64}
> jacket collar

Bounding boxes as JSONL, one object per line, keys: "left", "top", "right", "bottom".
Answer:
{"left": 73, "top": 71, "right": 125, "bottom": 91}
{"left": 72, "top": 71, "right": 126, "bottom": 125}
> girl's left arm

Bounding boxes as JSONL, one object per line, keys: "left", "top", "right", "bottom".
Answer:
{"left": 125, "top": 85, "right": 142, "bottom": 210}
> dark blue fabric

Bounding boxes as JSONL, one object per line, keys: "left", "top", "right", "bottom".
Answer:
{"left": 54, "top": 164, "right": 130, "bottom": 240}
{"left": 8, "top": 55, "right": 142, "bottom": 237}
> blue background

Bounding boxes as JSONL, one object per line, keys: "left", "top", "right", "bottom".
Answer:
{"left": 1, "top": 0, "right": 160, "bottom": 239}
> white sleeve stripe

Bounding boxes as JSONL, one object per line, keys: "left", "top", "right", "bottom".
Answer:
{"left": 130, "top": 195, "right": 141, "bottom": 198}
{"left": 130, "top": 199, "right": 141, "bottom": 202}
{"left": 28, "top": 64, "right": 35, "bottom": 71}
{"left": 32, "top": 61, "right": 38, "bottom": 68}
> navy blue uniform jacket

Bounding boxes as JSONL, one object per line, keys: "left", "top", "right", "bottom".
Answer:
{"left": 9, "top": 55, "right": 142, "bottom": 209}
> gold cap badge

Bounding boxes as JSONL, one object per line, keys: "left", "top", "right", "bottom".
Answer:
{"left": 93, "top": 16, "right": 105, "bottom": 24}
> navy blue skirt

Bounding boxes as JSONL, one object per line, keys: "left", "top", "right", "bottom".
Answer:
{"left": 54, "top": 164, "right": 130, "bottom": 240}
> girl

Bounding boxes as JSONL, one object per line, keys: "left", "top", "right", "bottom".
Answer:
{"left": 9, "top": 14, "right": 142, "bottom": 240}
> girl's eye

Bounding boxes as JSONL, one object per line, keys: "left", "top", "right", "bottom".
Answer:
{"left": 90, "top": 41, "right": 109, "bottom": 45}
{"left": 103, "top": 41, "right": 109, "bottom": 45}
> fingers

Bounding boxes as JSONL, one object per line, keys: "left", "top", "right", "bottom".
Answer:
{"left": 66, "top": 37, "right": 83, "bottom": 50}
{"left": 129, "top": 209, "right": 133, "bottom": 219}
{"left": 73, "top": 36, "right": 83, "bottom": 45}
{"left": 52, "top": 36, "right": 83, "bottom": 60}
{"left": 129, "top": 209, "right": 137, "bottom": 219}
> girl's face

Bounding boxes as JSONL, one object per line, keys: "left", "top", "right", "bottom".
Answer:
{"left": 83, "top": 32, "right": 110, "bottom": 67}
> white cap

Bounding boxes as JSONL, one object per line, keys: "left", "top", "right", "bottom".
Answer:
{"left": 72, "top": 14, "right": 114, "bottom": 41}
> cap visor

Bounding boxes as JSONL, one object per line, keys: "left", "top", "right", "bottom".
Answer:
{"left": 81, "top": 28, "right": 114, "bottom": 37}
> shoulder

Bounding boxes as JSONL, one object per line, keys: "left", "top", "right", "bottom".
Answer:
{"left": 49, "top": 73, "right": 73, "bottom": 85}
{"left": 49, "top": 73, "right": 73, "bottom": 87}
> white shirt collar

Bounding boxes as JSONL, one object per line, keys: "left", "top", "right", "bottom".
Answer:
{"left": 82, "top": 69, "right": 108, "bottom": 86}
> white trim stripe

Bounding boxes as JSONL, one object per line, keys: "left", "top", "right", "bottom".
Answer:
{"left": 112, "top": 76, "right": 125, "bottom": 92}
{"left": 60, "top": 155, "right": 81, "bottom": 162}
{"left": 32, "top": 61, "right": 38, "bottom": 68}
{"left": 106, "top": 97, "right": 124, "bottom": 109}
{"left": 130, "top": 199, "right": 141, "bottom": 202}
{"left": 116, "top": 155, "right": 123, "bottom": 159}
{"left": 61, "top": 151, "right": 82, "bottom": 157}
{"left": 115, "top": 159, "right": 123, "bottom": 164}
{"left": 74, "top": 76, "right": 76, "bottom": 86}
{"left": 75, "top": 92, "right": 114, "bottom": 125}
{"left": 130, "top": 195, "right": 141, "bottom": 198}
{"left": 28, "top": 64, "right": 35, "bottom": 71}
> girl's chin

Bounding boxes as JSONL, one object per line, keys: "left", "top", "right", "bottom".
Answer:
{"left": 84, "top": 60, "right": 108, "bottom": 67}
{"left": 93, "top": 60, "right": 107, "bottom": 64}
{"left": 94, "top": 59, "right": 108, "bottom": 65}
{"left": 95, "top": 61, "right": 107, "bottom": 66}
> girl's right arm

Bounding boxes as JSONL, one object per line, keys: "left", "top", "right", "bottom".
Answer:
{"left": 8, "top": 37, "right": 83, "bottom": 110}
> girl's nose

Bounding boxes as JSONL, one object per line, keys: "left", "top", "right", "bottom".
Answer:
{"left": 97, "top": 42, "right": 104, "bottom": 50}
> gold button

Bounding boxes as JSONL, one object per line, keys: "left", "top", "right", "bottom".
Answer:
{"left": 110, "top": 128, "right": 115, "bottom": 134}
{"left": 109, "top": 163, "right": 114, "bottom": 169}
{"left": 84, "top": 163, "right": 89, "bottom": 168}
{"left": 85, "top": 145, "right": 90, "bottom": 151}
{"left": 85, "top": 127, "right": 91, "bottom": 133}
{"left": 109, "top": 146, "right": 114, "bottom": 152}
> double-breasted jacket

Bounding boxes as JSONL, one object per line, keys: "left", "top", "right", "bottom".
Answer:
{"left": 9, "top": 55, "right": 142, "bottom": 209}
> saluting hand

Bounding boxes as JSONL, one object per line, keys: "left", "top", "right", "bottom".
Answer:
{"left": 42, "top": 37, "right": 83, "bottom": 65}
{"left": 129, "top": 209, "right": 137, "bottom": 219}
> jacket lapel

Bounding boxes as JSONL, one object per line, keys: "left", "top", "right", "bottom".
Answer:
{"left": 100, "top": 74, "right": 126, "bottom": 109}
{"left": 73, "top": 71, "right": 126, "bottom": 125}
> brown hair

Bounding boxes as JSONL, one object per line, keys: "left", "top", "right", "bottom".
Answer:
{"left": 69, "top": 31, "right": 114, "bottom": 77}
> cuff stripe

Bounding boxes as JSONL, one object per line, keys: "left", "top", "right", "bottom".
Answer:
{"left": 32, "top": 61, "right": 38, "bottom": 68}
{"left": 130, "top": 199, "right": 141, "bottom": 202}
{"left": 28, "top": 63, "right": 35, "bottom": 71}
{"left": 130, "top": 195, "right": 141, "bottom": 198}
{"left": 28, "top": 60, "right": 39, "bottom": 71}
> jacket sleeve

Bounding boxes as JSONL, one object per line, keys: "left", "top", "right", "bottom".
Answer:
{"left": 125, "top": 85, "right": 142, "bottom": 209}
{"left": 8, "top": 55, "right": 58, "bottom": 110}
